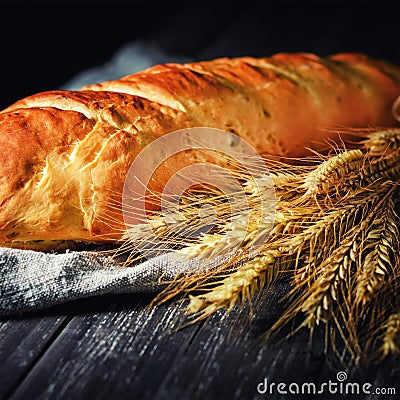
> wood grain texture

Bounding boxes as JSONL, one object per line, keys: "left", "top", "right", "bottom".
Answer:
{"left": 0, "top": 316, "right": 68, "bottom": 399}
{"left": 2, "top": 284, "right": 400, "bottom": 400}
{"left": 0, "top": 285, "right": 399, "bottom": 400}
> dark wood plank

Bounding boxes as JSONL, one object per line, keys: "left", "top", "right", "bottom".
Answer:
{"left": 149, "top": 283, "right": 328, "bottom": 400}
{"left": 0, "top": 316, "right": 68, "bottom": 400}
{"left": 2, "top": 284, "right": 400, "bottom": 400}
{"left": 4, "top": 284, "right": 326, "bottom": 400}
{"left": 7, "top": 293, "right": 200, "bottom": 400}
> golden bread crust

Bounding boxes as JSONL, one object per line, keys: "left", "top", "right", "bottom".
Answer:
{"left": 1, "top": 53, "right": 400, "bottom": 247}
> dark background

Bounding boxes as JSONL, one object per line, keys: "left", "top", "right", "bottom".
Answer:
{"left": 0, "top": 0, "right": 400, "bottom": 110}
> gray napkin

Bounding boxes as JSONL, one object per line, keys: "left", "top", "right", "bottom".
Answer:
{"left": 0, "top": 247, "right": 215, "bottom": 315}
{"left": 1, "top": 41, "right": 193, "bottom": 316}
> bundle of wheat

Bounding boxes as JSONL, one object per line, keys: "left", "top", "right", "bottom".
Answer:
{"left": 117, "top": 127, "right": 400, "bottom": 364}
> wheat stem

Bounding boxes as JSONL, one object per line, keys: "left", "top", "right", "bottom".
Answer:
{"left": 379, "top": 313, "right": 400, "bottom": 358}
{"left": 115, "top": 128, "right": 400, "bottom": 363}
{"left": 187, "top": 251, "right": 279, "bottom": 317}
{"left": 354, "top": 197, "right": 399, "bottom": 306}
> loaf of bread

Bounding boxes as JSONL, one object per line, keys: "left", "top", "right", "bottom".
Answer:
{"left": 1, "top": 53, "right": 400, "bottom": 248}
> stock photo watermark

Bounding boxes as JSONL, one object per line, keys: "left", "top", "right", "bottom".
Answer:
{"left": 122, "top": 127, "right": 276, "bottom": 259}
{"left": 256, "top": 371, "right": 396, "bottom": 396}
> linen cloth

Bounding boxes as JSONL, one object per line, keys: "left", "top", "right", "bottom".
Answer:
{"left": 0, "top": 247, "right": 218, "bottom": 315}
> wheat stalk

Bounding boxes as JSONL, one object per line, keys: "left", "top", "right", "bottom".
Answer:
{"left": 301, "top": 149, "right": 365, "bottom": 197}
{"left": 116, "top": 127, "right": 400, "bottom": 364}
{"left": 187, "top": 251, "right": 280, "bottom": 317}
{"left": 354, "top": 197, "right": 399, "bottom": 306}
{"left": 379, "top": 312, "right": 400, "bottom": 358}
{"left": 364, "top": 129, "right": 400, "bottom": 156}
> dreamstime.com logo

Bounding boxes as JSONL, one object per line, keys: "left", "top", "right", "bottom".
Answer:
{"left": 122, "top": 127, "right": 276, "bottom": 259}
{"left": 256, "top": 371, "right": 396, "bottom": 396}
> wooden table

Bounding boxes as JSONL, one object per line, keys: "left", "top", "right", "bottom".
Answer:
{"left": 1, "top": 282, "right": 399, "bottom": 400}
{"left": 1, "top": 2, "right": 400, "bottom": 399}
